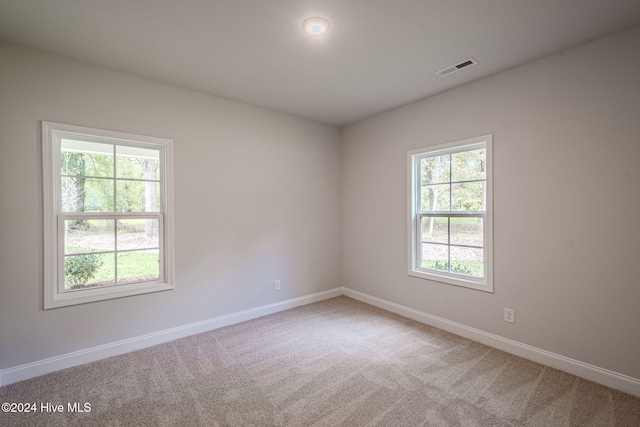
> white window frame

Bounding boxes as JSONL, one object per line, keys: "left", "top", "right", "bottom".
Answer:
{"left": 407, "top": 134, "right": 493, "bottom": 292}
{"left": 42, "top": 121, "right": 175, "bottom": 309}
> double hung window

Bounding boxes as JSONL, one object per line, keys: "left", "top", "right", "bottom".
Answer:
{"left": 43, "top": 121, "right": 174, "bottom": 308}
{"left": 407, "top": 135, "right": 493, "bottom": 292}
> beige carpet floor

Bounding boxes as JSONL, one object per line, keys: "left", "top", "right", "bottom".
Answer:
{"left": 1, "top": 296, "right": 639, "bottom": 426}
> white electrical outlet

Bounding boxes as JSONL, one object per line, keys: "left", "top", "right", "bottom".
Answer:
{"left": 504, "top": 308, "right": 515, "bottom": 324}
{"left": 274, "top": 280, "right": 281, "bottom": 291}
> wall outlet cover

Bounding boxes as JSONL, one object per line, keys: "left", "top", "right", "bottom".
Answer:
{"left": 504, "top": 308, "right": 515, "bottom": 323}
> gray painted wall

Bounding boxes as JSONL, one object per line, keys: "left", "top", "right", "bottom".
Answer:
{"left": 0, "top": 42, "right": 342, "bottom": 369}
{"left": 342, "top": 26, "right": 640, "bottom": 379}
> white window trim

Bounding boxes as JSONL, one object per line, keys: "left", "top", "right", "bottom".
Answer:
{"left": 407, "top": 134, "right": 493, "bottom": 293}
{"left": 42, "top": 121, "right": 175, "bottom": 309}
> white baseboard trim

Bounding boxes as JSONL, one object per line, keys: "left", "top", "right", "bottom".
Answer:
{"left": 343, "top": 287, "right": 640, "bottom": 398}
{"left": 0, "top": 287, "right": 342, "bottom": 387}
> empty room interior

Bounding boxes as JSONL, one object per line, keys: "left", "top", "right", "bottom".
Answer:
{"left": 1, "top": 1, "right": 640, "bottom": 425}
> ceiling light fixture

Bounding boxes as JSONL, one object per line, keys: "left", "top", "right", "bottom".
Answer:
{"left": 303, "top": 17, "right": 329, "bottom": 37}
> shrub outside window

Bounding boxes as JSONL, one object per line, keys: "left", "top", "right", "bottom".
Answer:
{"left": 43, "top": 121, "right": 174, "bottom": 308}
{"left": 407, "top": 135, "right": 493, "bottom": 292}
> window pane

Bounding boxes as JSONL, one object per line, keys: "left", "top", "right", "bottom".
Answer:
{"left": 64, "top": 253, "right": 115, "bottom": 290}
{"left": 452, "top": 149, "right": 485, "bottom": 182}
{"left": 450, "top": 246, "right": 484, "bottom": 277}
{"left": 116, "top": 180, "right": 160, "bottom": 212}
{"left": 117, "top": 219, "right": 159, "bottom": 250}
{"left": 116, "top": 146, "right": 160, "bottom": 180}
{"left": 117, "top": 250, "right": 160, "bottom": 284}
{"left": 421, "top": 184, "right": 450, "bottom": 211}
{"left": 64, "top": 219, "right": 115, "bottom": 254}
{"left": 61, "top": 177, "right": 114, "bottom": 212}
{"left": 451, "top": 181, "right": 484, "bottom": 211}
{"left": 420, "top": 243, "right": 448, "bottom": 271}
{"left": 450, "top": 217, "right": 484, "bottom": 247}
{"left": 420, "top": 217, "right": 448, "bottom": 244}
{"left": 420, "top": 155, "right": 450, "bottom": 184}
{"left": 61, "top": 140, "right": 113, "bottom": 177}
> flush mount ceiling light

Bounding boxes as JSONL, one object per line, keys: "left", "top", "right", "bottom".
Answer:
{"left": 303, "top": 17, "right": 329, "bottom": 37}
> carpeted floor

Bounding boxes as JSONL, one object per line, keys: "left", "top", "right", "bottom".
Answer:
{"left": 1, "top": 296, "right": 639, "bottom": 426}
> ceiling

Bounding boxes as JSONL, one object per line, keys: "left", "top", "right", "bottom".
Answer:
{"left": 1, "top": 1, "right": 639, "bottom": 127}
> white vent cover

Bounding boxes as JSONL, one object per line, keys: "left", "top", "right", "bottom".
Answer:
{"left": 436, "top": 58, "right": 478, "bottom": 77}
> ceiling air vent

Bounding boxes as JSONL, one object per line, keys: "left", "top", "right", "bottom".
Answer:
{"left": 436, "top": 57, "right": 478, "bottom": 77}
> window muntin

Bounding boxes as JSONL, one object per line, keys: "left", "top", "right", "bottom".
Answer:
{"left": 43, "top": 122, "right": 174, "bottom": 308}
{"left": 408, "top": 135, "right": 493, "bottom": 292}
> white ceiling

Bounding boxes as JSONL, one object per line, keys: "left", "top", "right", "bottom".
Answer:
{"left": 1, "top": 0, "right": 639, "bottom": 127}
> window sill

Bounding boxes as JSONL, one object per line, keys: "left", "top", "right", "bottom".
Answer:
{"left": 44, "top": 280, "right": 173, "bottom": 309}
{"left": 408, "top": 268, "right": 493, "bottom": 293}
